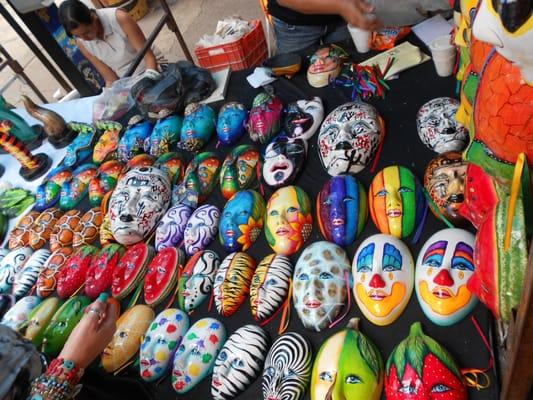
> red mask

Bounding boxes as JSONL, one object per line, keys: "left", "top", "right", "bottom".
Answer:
{"left": 56, "top": 246, "right": 98, "bottom": 298}
{"left": 111, "top": 243, "right": 154, "bottom": 299}
{"left": 144, "top": 247, "right": 184, "bottom": 307}
{"left": 85, "top": 244, "right": 125, "bottom": 299}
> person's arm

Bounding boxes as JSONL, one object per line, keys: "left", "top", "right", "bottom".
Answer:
{"left": 115, "top": 8, "right": 158, "bottom": 71}
{"left": 76, "top": 39, "right": 119, "bottom": 87}
{"left": 278, "top": 0, "right": 381, "bottom": 30}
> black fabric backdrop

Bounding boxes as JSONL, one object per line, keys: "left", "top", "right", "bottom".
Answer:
{"left": 77, "top": 35, "right": 500, "bottom": 400}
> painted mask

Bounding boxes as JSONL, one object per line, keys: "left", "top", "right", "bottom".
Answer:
{"left": 265, "top": 186, "right": 313, "bottom": 256}
{"left": 385, "top": 322, "right": 467, "bottom": 400}
{"left": 316, "top": 175, "right": 368, "bottom": 247}
{"left": 140, "top": 308, "right": 189, "bottom": 382}
{"left": 102, "top": 305, "right": 155, "bottom": 373}
{"left": 0, "top": 249, "right": 8, "bottom": 264}
{"left": 250, "top": 253, "right": 292, "bottom": 322}
{"left": 155, "top": 204, "right": 193, "bottom": 252}
{"left": 172, "top": 318, "right": 226, "bottom": 394}
{"left": 248, "top": 92, "right": 283, "bottom": 144}
{"left": 12, "top": 249, "right": 51, "bottom": 299}
{"left": 108, "top": 166, "right": 171, "bottom": 246}
{"left": 62, "top": 122, "right": 97, "bottom": 168}
{"left": 0, "top": 247, "right": 33, "bottom": 294}
{"left": 154, "top": 152, "right": 186, "bottom": 186}
{"left": 178, "top": 250, "right": 220, "bottom": 313}
{"left": 263, "top": 136, "right": 307, "bottom": 188}
{"left": 144, "top": 247, "right": 184, "bottom": 307}
{"left": 36, "top": 248, "right": 73, "bottom": 298}
{"left": 318, "top": 101, "right": 384, "bottom": 176}
{"left": 145, "top": 114, "right": 183, "bottom": 157}
{"left": 73, "top": 207, "right": 102, "bottom": 248}
{"left": 307, "top": 45, "right": 347, "bottom": 88}
{"left": 93, "top": 120, "right": 122, "bottom": 164}
{"left": 415, "top": 229, "right": 477, "bottom": 326}
{"left": 283, "top": 97, "right": 324, "bottom": 140}
{"left": 1, "top": 295, "right": 41, "bottom": 331}
{"left": 41, "top": 295, "right": 91, "bottom": 356}
{"left": 29, "top": 207, "right": 63, "bottom": 250}
{"left": 49, "top": 209, "right": 81, "bottom": 252}
{"left": 120, "top": 153, "right": 155, "bottom": 176}
{"left": 88, "top": 160, "right": 123, "bottom": 207}
{"left": 57, "top": 245, "right": 98, "bottom": 299}
{"left": 217, "top": 101, "right": 248, "bottom": 146}
{"left": 173, "top": 152, "right": 221, "bottom": 207}
{"left": 219, "top": 144, "right": 261, "bottom": 200}
{"left": 417, "top": 97, "right": 469, "bottom": 154}
{"left": 212, "top": 325, "right": 269, "bottom": 400}
{"left": 24, "top": 296, "right": 63, "bottom": 347}
{"left": 35, "top": 166, "right": 72, "bottom": 211}
{"left": 353, "top": 234, "right": 414, "bottom": 326}
{"left": 262, "top": 332, "right": 312, "bottom": 400}
{"left": 85, "top": 244, "right": 125, "bottom": 299}
{"left": 183, "top": 204, "right": 221, "bottom": 257}
{"left": 473, "top": 0, "right": 533, "bottom": 85}
{"left": 424, "top": 152, "right": 468, "bottom": 225}
{"left": 369, "top": 165, "right": 426, "bottom": 239}
{"left": 219, "top": 190, "right": 265, "bottom": 252}
{"left": 8, "top": 210, "right": 39, "bottom": 249}
{"left": 179, "top": 103, "right": 216, "bottom": 151}
{"left": 59, "top": 163, "right": 98, "bottom": 210}
{"left": 311, "top": 318, "right": 384, "bottom": 400}
{"left": 214, "top": 252, "right": 256, "bottom": 317}
{"left": 117, "top": 118, "right": 154, "bottom": 163}
{"left": 112, "top": 243, "right": 154, "bottom": 300}
{"left": 293, "top": 241, "right": 350, "bottom": 332}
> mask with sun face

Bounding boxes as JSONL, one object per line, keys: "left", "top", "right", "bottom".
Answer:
{"left": 248, "top": 92, "right": 283, "bottom": 144}
{"left": 179, "top": 103, "right": 216, "bottom": 151}
{"left": 250, "top": 253, "right": 292, "bottom": 322}
{"left": 217, "top": 101, "right": 248, "bottom": 146}
{"left": 307, "top": 45, "right": 348, "bottom": 88}
{"left": 219, "top": 144, "right": 261, "bottom": 200}
{"left": 265, "top": 186, "right": 313, "bottom": 256}
{"left": 212, "top": 325, "right": 269, "bottom": 400}
{"left": 183, "top": 204, "right": 221, "bottom": 257}
{"left": 352, "top": 234, "right": 414, "bottom": 326}
{"left": 293, "top": 241, "right": 350, "bottom": 332}
{"left": 424, "top": 152, "right": 468, "bottom": 226}
{"left": 369, "top": 165, "right": 426, "bottom": 239}
{"left": 311, "top": 318, "right": 384, "bottom": 400}
{"left": 219, "top": 190, "right": 265, "bottom": 253}
{"left": 263, "top": 136, "right": 307, "bottom": 188}
{"left": 283, "top": 97, "right": 324, "bottom": 140}
{"left": 417, "top": 98, "right": 469, "bottom": 154}
{"left": 415, "top": 228, "right": 477, "bottom": 326}
{"left": 385, "top": 322, "right": 467, "bottom": 400}
{"left": 316, "top": 174, "right": 368, "bottom": 247}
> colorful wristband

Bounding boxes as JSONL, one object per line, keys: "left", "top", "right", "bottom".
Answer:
{"left": 28, "top": 358, "right": 84, "bottom": 400}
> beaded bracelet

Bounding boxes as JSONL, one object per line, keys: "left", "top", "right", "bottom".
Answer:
{"left": 28, "top": 358, "right": 84, "bottom": 400}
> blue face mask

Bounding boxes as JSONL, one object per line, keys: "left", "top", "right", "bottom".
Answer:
{"left": 146, "top": 115, "right": 183, "bottom": 157}
{"left": 216, "top": 102, "right": 248, "bottom": 146}
{"left": 179, "top": 103, "right": 216, "bottom": 151}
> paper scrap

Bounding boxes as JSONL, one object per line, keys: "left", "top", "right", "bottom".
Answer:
{"left": 412, "top": 14, "right": 454, "bottom": 47}
{"left": 246, "top": 67, "right": 277, "bottom": 88}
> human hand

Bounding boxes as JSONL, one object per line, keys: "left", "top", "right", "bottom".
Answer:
{"left": 59, "top": 293, "right": 119, "bottom": 369}
{"left": 339, "top": 0, "right": 382, "bottom": 31}
{"left": 143, "top": 68, "right": 161, "bottom": 80}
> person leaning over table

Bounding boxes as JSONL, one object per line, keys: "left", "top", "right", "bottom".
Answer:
{"left": 267, "top": 0, "right": 452, "bottom": 54}
{"left": 58, "top": 0, "right": 164, "bottom": 87}
{"left": 0, "top": 293, "right": 118, "bottom": 400}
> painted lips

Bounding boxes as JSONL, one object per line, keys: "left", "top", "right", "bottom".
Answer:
{"left": 387, "top": 209, "right": 402, "bottom": 218}
{"left": 332, "top": 218, "right": 344, "bottom": 226}
{"left": 276, "top": 227, "right": 290, "bottom": 236}
{"left": 306, "top": 299, "right": 321, "bottom": 308}
{"left": 368, "top": 290, "right": 387, "bottom": 301}
{"left": 432, "top": 287, "right": 453, "bottom": 299}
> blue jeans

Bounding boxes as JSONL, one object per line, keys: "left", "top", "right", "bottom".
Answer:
{"left": 272, "top": 16, "right": 350, "bottom": 54}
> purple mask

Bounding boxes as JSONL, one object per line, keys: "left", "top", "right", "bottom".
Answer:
{"left": 183, "top": 204, "right": 221, "bottom": 256}
{"left": 155, "top": 204, "right": 193, "bottom": 252}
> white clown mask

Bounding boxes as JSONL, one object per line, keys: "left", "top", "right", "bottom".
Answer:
{"left": 352, "top": 234, "right": 414, "bottom": 326}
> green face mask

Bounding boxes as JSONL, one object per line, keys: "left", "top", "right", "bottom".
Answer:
{"left": 311, "top": 318, "right": 384, "bottom": 400}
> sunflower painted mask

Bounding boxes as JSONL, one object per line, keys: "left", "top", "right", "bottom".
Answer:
{"left": 219, "top": 145, "right": 261, "bottom": 200}
{"left": 217, "top": 101, "right": 248, "bottom": 146}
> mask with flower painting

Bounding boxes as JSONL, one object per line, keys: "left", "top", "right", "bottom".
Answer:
{"left": 145, "top": 114, "right": 182, "bottom": 157}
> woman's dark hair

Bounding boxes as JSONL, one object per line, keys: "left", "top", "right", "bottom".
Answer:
{"left": 58, "top": 0, "right": 93, "bottom": 37}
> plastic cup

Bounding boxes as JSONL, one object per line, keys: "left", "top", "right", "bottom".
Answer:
{"left": 429, "top": 35, "right": 456, "bottom": 77}
{"left": 432, "top": 54, "right": 456, "bottom": 77}
{"left": 348, "top": 24, "right": 371, "bottom": 53}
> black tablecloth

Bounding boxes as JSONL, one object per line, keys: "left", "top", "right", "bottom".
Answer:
{"left": 78, "top": 36, "right": 499, "bottom": 400}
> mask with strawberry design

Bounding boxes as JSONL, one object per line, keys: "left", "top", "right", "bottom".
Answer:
{"left": 56, "top": 245, "right": 98, "bottom": 298}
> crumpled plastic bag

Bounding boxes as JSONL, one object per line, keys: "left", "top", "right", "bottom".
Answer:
{"left": 92, "top": 75, "right": 141, "bottom": 122}
{"left": 196, "top": 17, "right": 254, "bottom": 48}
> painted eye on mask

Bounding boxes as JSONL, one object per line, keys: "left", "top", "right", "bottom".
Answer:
{"left": 287, "top": 207, "right": 298, "bottom": 213}
{"left": 431, "top": 383, "right": 451, "bottom": 393}
{"left": 219, "top": 351, "right": 227, "bottom": 361}
{"left": 156, "top": 337, "right": 167, "bottom": 345}
{"left": 398, "top": 186, "right": 413, "bottom": 193}
{"left": 118, "top": 331, "right": 128, "bottom": 339}
{"left": 383, "top": 263, "right": 401, "bottom": 272}
{"left": 284, "top": 369, "right": 296, "bottom": 378}
{"left": 399, "top": 384, "right": 418, "bottom": 394}
{"left": 345, "top": 375, "right": 362, "bottom": 384}
{"left": 266, "top": 278, "right": 277, "bottom": 286}
{"left": 298, "top": 273, "right": 309, "bottom": 281}
{"left": 216, "top": 275, "right": 224, "bottom": 282}
{"left": 265, "top": 366, "right": 275, "bottom": 376}
{"left": 319, "top": 371, "right": 334, "bottom": 382}
{"left": 269, "top": 210, "right": 279, "bottom": 217}
{"left": 376, "top": 189, "right": 388, "bottom": 197}
{"left": 319, "top": 272, "right": 333, "bottom": 279}
{"left": 358, "top": 264, "right": 372, "bottom": 273}
{"left": 231, "top": 358, "right": 245, "bottom": 369}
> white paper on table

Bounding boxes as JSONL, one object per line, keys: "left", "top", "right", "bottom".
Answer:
{"left": 246, "top": 67, "right": 277, "bottom": 88}
{"left": 412, "top": 15, "right": 454, "bottom": 47}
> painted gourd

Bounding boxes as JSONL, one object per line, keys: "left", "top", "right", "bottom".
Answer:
{"left": 88, "top": 159, "right": 123, "bottom": 207}
{"left": 172, "top": 318, "right": 226, "bottom": 394}
{"left": 28, "top": 207, "right": 63, "bottom": 250}
{"left": 93, "top": 120, "right": 122, "bottom": 164}
{"left": 212, "top": 325, "right": 269, "bottom": 400}
{"left": 214, "top": 252, "right": 257, "bottom": 317}
{"left": 24, "top": 296, "right": 63, "bottom": 347}
{"left": 0, "top": 295, "right": 41, "bottom": 331}
{"left": 154, "top": 151, "right": 186, "bottom": 186}
{"left": 41, "top": 295, "right": 91, "bottom": 356}
{"left": 146, "top": 114, "right": 183, "bottom": 157}
{"left": 155, "top": 204, "right": 193, "bottom": 252}
{"left": 178, "top": 250, "right": 220, "bottom": 313}
{"left": 56, "top": 245, "right": 98, "bottom": 298}
{"left": 85, "top": 244, "right": 125, "bottom": 299}
{"left": 12, "top": 249, "right": 51, "bottom": 298}
{"left": 73, "top": 207, "right": 102, "bottom": 248}
{"left": 140, "top": 308, "right": 189, "bottom": 382}
{"left": 112, "top": 242, "right": 154, "bottom": 299}
{"left": 144, "top": 247, "right": 184, "bottom": 307}
{"left": 36, "top": 248, "right": 73, "bottom": 298}
{"left": 117, "top": 118, "right": 154, "bottom": 163}
{"left": 0, "top": 247, "right": 33, "bottom": 294}
{"left": 49, "top": 209, "right": 82, "bottom": 252}
{"left": 311, "top": 318, "right": 384, "bottom": 400}
{"left": 385, "top": 322, "right": 467, "bottom": 400}
{"left": 102, "top": 304, "right": 155, "bottom": 373}
{"left": 59, "top": 163, "right": 98, "bottom": 210}
{"left": 8, "top": 210, "right": 39, "bottom": 249}
{"left": 62, "top": 122, "right": 98, "bottom": 168}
